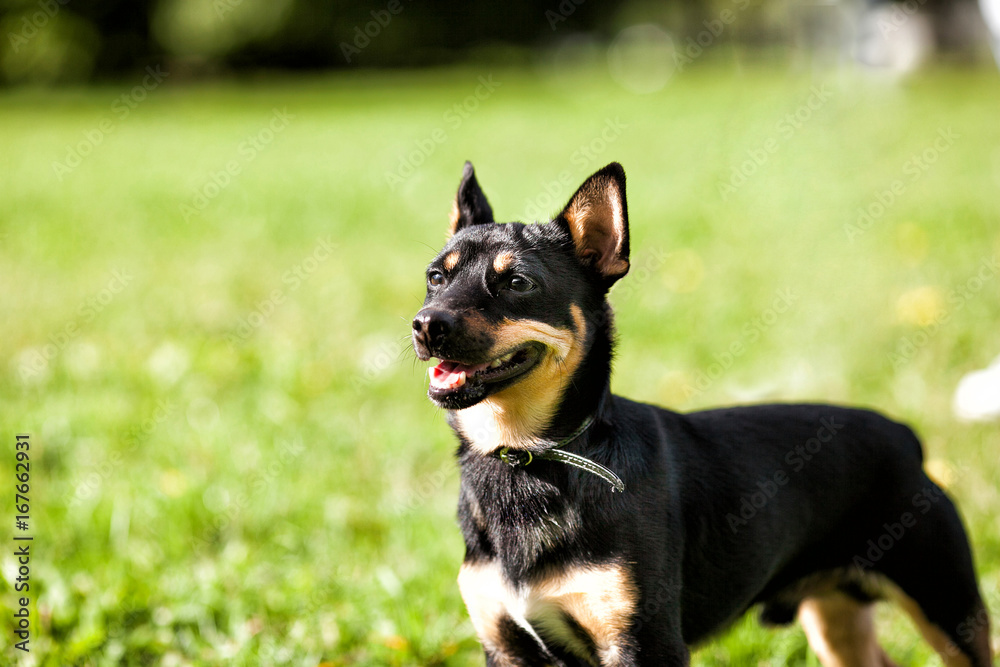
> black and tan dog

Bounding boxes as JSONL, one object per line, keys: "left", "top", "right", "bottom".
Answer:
{"left": 411, "top": 162, "right": 993, "bottom": 666}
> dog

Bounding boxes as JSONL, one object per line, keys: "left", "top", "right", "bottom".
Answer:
{"left": 411, "top": 161, "right": 993, "bottom": 666}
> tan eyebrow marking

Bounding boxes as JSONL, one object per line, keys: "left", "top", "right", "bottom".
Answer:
{"left": 493, "top": 251, "right": 514, "bottom": 273}
{"left": 444, "top": 251, "right": 461, "bottom": 271}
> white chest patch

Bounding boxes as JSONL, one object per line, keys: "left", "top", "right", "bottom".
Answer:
{"left": 458, "top": 560, "right": 638, "bottom": 665}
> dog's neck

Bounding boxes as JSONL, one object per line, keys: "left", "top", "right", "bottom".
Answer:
{"left": 449, "top": 386, "right": 610, "bottom": 456}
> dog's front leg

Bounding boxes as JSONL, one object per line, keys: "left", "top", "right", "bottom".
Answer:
{"left": 628, "top": 576, "right": 691, "bottom": 666}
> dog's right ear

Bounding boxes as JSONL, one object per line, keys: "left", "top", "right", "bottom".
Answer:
{"left": 448, "top": 161, "right": 494, "bottom": 237}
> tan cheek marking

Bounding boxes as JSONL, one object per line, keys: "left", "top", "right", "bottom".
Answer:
{"left": 535, "top": 563, "right": 638, "bottom": 664}
{"left": 455, "top": 305, "right": 588, "bottom": 454}
{"left": 489, "top": 318, "right": 576, "bottom": 361}
{"left": 447, "top": 199, "right": 461, "bottom": 238}
{"left": 444, "top": 251, "right": 460, "bottom": 271}
{"left": 493, "top": 251, "right": 514, "bottom": 274}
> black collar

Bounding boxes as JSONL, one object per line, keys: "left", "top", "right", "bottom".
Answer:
{"left": 492, "top": 415, "right": 625, "bottom": 493}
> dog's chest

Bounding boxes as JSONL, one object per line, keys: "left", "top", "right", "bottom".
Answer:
{"left": 458, "top": 559, "right": 637, "bottom": 664}
{"left": 459, "top": 464, "right": 583, "bottom": 567}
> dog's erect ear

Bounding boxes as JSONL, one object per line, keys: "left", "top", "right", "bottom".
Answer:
{"left": 448, "top": 161, "right": 494, "bottom": 237}
{"left": 558, "top": 162, "right": 630, "bottom": 284}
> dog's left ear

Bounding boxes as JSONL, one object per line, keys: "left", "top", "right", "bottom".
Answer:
{"left": 558, "top": 162, "right": 630, "bottom": 285}
{"left": 448, "top": 161, "right": 494, "bottom": 237}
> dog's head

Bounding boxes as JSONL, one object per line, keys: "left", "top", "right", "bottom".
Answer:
{"left": 412, "top": 162, "right": 630, "bottom": 413}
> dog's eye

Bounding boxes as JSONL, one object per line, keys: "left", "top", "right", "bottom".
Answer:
{"left": 428, "top": 270, "right": 445, "bottom": 287}
{"left": 507, "top": 275, "right": 535, "bottom": 293}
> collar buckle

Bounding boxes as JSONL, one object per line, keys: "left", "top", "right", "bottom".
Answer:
{"left": 498, "top": 447, "right": 533, "bottom": 467}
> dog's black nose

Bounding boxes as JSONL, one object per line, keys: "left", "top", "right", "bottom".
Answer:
{"left": 412, "top": 309, "right": 455, "bottom": 350}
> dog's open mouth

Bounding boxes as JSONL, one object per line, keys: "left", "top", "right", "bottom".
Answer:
{"left": 428, "top": 343, "right": 544, "bottom": 401}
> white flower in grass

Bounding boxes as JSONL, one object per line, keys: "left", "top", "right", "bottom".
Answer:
{"left": 954, "top": 355, "right": 1000, "bottom": 422}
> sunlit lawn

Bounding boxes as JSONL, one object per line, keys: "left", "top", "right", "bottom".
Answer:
{"left": 1, "top": 59, "right": 999, "bottom": 665}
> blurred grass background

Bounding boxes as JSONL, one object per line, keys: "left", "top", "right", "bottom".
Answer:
{"left": 1, "top": 59, "right": 999, "bottom": 665}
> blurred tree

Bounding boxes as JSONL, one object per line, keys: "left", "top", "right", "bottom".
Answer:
{"left": 0, "top": 0, "right": 993, "bottom": 84}
{"left": 1, "top": 0, "right": 633, "bottom": 82}
{"left": 1, "top": 0, "right": 162, "bottom": 82}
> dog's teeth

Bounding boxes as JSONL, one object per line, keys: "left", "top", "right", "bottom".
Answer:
{"left": 500, "top": 352, "right": 514, "bottom": 363}
{"left": 489, "top": 359, "right": 503, "bottom": 369}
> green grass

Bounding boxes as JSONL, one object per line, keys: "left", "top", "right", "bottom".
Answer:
{"left": 2, "top": 60, "right": 999, "bottom": 665}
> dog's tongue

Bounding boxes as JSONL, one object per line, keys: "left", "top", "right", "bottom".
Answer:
{"left": 429, "top": 360, "right": 486, "bottom": 391}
